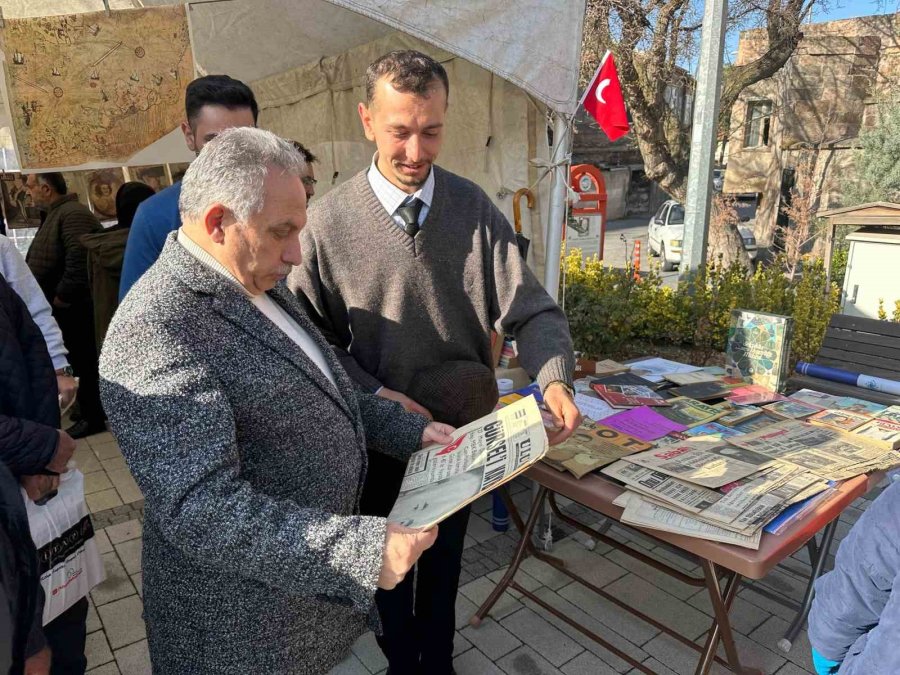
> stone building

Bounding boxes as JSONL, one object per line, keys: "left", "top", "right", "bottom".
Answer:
{"left": 723, "top": 12, "right": 900, "bottom": 245}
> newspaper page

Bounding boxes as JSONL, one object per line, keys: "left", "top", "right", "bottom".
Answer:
{"left": 602, "top": 459, "right": 826, "bottom": 536}
{"left": 388, "top": 396, "right": 548, "bottom": 529}
{"left": 623, "top": 437, "right": 775, "bottom": 488}
{"left": 727, "top": 420, "right": 887, "bottom": 479}
{"left": 618, "top": 492, "right": 763, "bottom": 549}
{"left": 602, "top": 460, "right": 722, "bottom": 512}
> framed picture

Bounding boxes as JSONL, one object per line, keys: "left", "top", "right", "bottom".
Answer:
{"left": 167, "top": 162, "right": 190, "bottom": 184}
{"left": 0, "top": 172, "right": 41, "bottom": 228}
{"left": 126, "top": 165, "right": 171, "bottom": 192}
{"left": 86, "top": 168, "right": 125, "bottom": 219}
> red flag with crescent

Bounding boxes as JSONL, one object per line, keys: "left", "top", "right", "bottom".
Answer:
{"left": 582, "top": 51, "right": 630, "bottom": 142}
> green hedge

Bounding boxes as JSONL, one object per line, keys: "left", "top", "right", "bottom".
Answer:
{"left": 561, "top": 250, "right": 841, "bottom": 367}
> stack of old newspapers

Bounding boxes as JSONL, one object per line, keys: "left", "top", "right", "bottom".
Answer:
{"left": 602, "top": 419, "right": 898, "bottom": 550}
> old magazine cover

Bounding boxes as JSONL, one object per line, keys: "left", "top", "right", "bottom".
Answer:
{"left": 389, "top": 396, "right": 547, "bottom": 529}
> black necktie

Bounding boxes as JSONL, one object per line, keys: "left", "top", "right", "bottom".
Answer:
{"left": 396, "top": 196, "right": 423, "bottom": 237}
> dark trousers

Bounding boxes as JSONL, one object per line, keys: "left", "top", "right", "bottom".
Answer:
{"left": 362, "top": 452, "right": 469, "bottom": 675}
{"left": 54, "top": 305, "right": 104, "bottom": 428}
{"left": 43, "top": 597, "right": 88, "bottom": 675}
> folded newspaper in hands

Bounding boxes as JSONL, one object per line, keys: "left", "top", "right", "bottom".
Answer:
{"left": 388, "top": 396, "right": 548, "bottom": 529}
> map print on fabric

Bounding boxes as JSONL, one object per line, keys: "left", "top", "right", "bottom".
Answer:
{"left": 1, "top": 7, "right": 193, "bottom": 168}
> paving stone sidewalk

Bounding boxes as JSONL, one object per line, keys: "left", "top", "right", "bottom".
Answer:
{"left": 75, "top": 431, "right": 883, "bottom": 675}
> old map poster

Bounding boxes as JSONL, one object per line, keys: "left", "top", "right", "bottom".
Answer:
{"left": 1, "top": 7, "right": 193, "bottom": 169}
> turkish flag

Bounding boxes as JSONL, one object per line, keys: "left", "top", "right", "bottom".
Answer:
{"left": 582, "top": 51, "right": 630, "bottom": 141}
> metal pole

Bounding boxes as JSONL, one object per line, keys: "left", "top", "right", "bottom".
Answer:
{"left": 534, "top": 112, "right": 572, "bottom": 550}
{"left": 680, "top": 0, "right": 728, "bottom": 277}
{"left": 543, "top": 113, "right": 572, "bottom": 300}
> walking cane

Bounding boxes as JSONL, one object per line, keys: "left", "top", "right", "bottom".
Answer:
{"left": 512, "top": 188, "right": 534, "bottom": 260}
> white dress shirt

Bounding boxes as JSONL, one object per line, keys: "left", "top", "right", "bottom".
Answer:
{"left": 0, "top": 234, "right": 69, "bottom": 370}
{"left": 177, "top": 230, "right": 337, "bottom": 390}
{"left": 367, "top": 153, "right": 434, "bottom": 228}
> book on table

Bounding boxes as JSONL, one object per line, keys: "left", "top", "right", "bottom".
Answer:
{"left": 724, "top": 309, "right": 794, "bottom": 392}
{"left": 653, "top": 397, "right": 728, "bottom": 428}
{"left": 543, "top": 419, "right": 651, "bottom": 479}
{"left": 591, "top": 371, "right": 665, "bottom": 389}
{"left": 716, "top": 405, "right": 764, "bottom": 427}
{"left": 669, "top": 381, "right": 736, "bottom": 401}
{"left": 591, "top": 383, "right": 669, "bottom": 408}
{"left": 761, "top": 399, "right": 824, "bottom": 420}
{"left": 807, "top": 408, "right": 872, "bottom": 432}
{"left": 853, "top": 417, "right": 900, "bottom": 450}
{"left": 574, "top": 358, "right": 629, "bottom": 378}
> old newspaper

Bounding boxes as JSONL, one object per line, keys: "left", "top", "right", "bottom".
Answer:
{"left": 727, "top": 420, "right": 892, "bottom": 480}
{"left": 622, "top": 437, "right": 775, "bottom": 488}
{"left": 614, "top": 492, "right": 763, "bottom": 549}
{"left": 388, "top": 396, "right": 548, "bottom": 529}
{"left": 602, "top": 459, "right": 827, "bottom": 539}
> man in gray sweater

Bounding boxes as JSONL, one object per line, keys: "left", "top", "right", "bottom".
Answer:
{"left": 291, "top": 50, "right": 581, "bottom": 675}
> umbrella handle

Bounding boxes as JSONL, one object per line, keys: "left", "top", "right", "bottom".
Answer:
{"left": 513, "top": 188, "right": 535, "bottom": 234}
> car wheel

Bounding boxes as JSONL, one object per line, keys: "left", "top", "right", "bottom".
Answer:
{"left": 661, "top": 245, "right": 676, "bottom": 272}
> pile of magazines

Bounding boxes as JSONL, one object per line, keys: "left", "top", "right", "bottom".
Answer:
{"left": 556, "top": 356, "right": 900, "bottom": 550}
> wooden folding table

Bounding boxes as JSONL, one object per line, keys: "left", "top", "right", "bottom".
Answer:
{"left": 471, "top": 463, "right": 875, "bottom": 674}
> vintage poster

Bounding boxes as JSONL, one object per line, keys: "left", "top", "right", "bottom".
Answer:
{"left": 126, "top": 165, "right": 170, "bottom": 192}
{"left": 0, "top": 7, "right": 193, "bottom": 168}
{"left": 0, "top": 173, "right": 40, "bottom": 228}
{"left": 86, "top": 168, "right": 125, "bottom": 219}
{"left": 167, "top": 162, "right": 190, "bottom": 183}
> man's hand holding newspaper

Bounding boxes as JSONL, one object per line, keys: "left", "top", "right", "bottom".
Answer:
{"left": 389, "top": 396, "right": 548, "bottom": 530}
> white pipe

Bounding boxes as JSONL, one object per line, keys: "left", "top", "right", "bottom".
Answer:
{"left": 543, "top": 113, "right": 572, "bottom": 302}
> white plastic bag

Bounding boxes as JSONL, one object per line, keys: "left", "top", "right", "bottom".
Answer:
{"left": 23, "top": 468, "right": 106, "bottom": 625}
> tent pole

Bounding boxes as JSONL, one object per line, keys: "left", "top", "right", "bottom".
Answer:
{"left": 532, "top": 111, "right": 572, "bottom": 552}
{"left": 542, "top": 113, "right": 571, "bottom": 302}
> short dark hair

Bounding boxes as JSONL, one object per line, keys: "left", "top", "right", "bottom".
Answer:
{"left": 290, "top": 140, "right": 318, "bottom": 164}
{"left": 185, "top": 75, "right": 259, "bottom": 127}
{"left": 365, "top": 50, "right": 449, "bottom": 105}
{"left": 37, "top": 172, "right": 67, "bottom": 195}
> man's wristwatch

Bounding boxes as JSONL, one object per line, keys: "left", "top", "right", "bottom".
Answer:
{"left": 56, "top": 366, "right": 74, "bottom": 377}
{"left": 546, "top": 380, "right": 575, "bottom": 397}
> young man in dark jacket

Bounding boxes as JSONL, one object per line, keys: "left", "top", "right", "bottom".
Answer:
{"left": 0, "top": 273, "right": 81, "bottom": 673}
{"left": 24, "top": 173, "right": 103, "bottom": 439}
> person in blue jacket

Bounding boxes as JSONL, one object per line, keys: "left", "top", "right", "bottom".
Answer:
{"left": 809, "top": 480, "right": 900, "bottom": 674}
{"left": 118, "top": 75, "right": 258, "bottom": 300}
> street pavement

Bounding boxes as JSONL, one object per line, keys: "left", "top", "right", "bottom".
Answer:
{"left": 593, "top": 215, "right": 680, "bottom": 288}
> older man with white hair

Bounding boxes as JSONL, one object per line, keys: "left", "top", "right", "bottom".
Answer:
{"left": 99, "top": 127, "right": 452, "bottom": 674}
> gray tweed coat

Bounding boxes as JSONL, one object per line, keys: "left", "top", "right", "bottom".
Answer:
{"left": 99, "top": 234, "right": 428, "bottom": 674}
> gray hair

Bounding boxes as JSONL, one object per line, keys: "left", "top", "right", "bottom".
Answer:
{"left": 179, "top": 127, "right": 306, "bottom": 223}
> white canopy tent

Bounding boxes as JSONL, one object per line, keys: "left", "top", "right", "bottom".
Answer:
{"left": 0, "top": 0, "right": 585, "bottom": 290}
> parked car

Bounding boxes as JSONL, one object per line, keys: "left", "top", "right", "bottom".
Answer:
{"left": 712, "top": 168, "right": 725, "bottom": 192}
{"left": 647, "top": 200, "right": 758, "bottom": 271}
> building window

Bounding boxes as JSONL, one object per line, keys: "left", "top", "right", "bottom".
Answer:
{"left": 744, "top": 100, "right": 773, "bottom": 148}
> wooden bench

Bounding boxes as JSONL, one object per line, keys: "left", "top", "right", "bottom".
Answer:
{"left": 786, "top": 313, "right": 900, "bottom": 405}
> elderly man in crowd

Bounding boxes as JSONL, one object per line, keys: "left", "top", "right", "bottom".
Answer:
{"left": 99, "top": 127, "right": 451, "bottom": 674}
